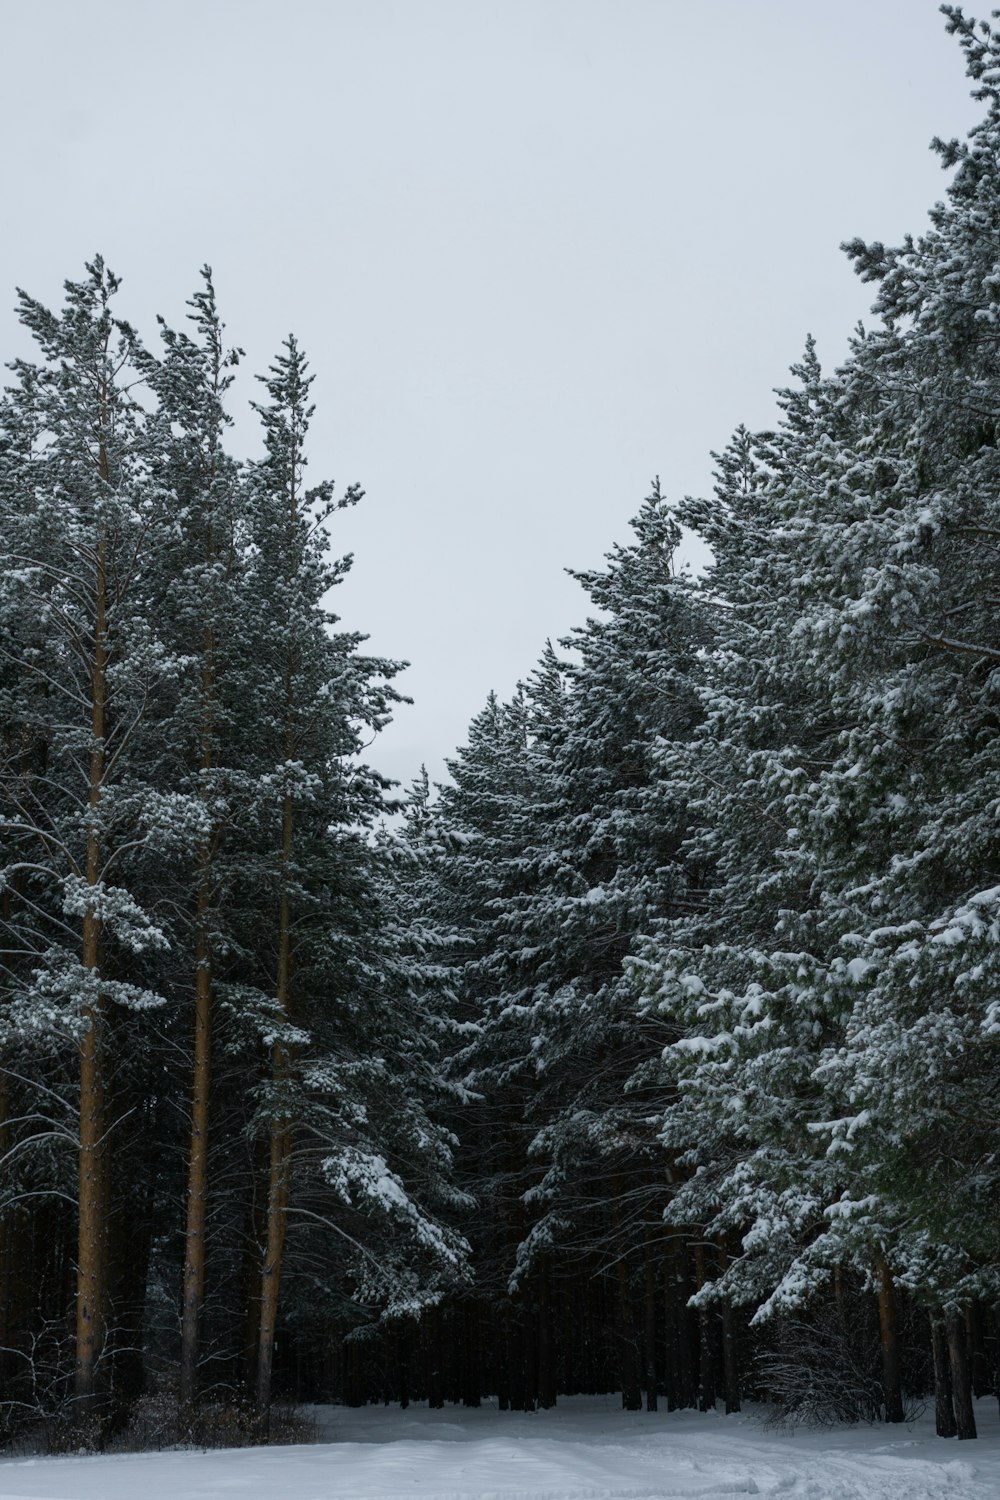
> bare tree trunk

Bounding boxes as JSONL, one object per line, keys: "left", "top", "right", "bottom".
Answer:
{"left": 109, "top": 1087, "right": 157, "bottom": 1405}
{"left": 255, "top": 791, "right": 294, "bottom": 1413}
{"left": 876, "top": 1254, "right": 904, "bottom": 1423}
{"left": 180, "top": 614, "right": 219, "bottom": 1408}
{"left": 612, "top": 1192, "right": 641, "bottom": 1411}
{"left": 76, "top": 536, "right": 108, "bottom": 1415}
{"left": 179, "top": 868, "right": 212, "bottom": 1408}
{"left": 833, "top": 1263, "right": 849, "bottom": 1333}
{"left": 426, "top": 1303, "right": 445, "bottom": 1408}
{"left": 946, "top": 1309, "right": 978, "bottom": 1440}
{"left": 931, "top": 1316, "right": 957, "bottom": 1438}
{"left": 693, "top": 1240, "right": 716, "bottom": 1412}
{"left": 537, "top": 1262, "right": 556, "bottom": 1409}
{"left": 494, "top": 1298, "right": 511, "bottom": 1411}
{"left": 508, "top": 1297, "right": 532, "bottom": 1411}
{"left": 254, "top": 1113, "right": 291, "bottom": 1410}
{"left": 968, "top": 1303, "right": 990, "bottom": 1398}
{"left": 717, "top": 1238, "right": 741, "bottom": 1414}
{"left": 240, "top": 1139, "right": 268, "bottom": 1396}
{"left": 643, "top": 1229, "right": 658, "bottom": 1411}
{"left": 665, "top": 1232, "right": 695, "bottom": 1410}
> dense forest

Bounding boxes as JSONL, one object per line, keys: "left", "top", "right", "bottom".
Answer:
{"left": 2, "top": 2, "right": 1000, "bottom": 1452}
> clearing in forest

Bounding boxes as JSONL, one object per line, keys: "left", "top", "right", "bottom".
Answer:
{"left": 0, "top": 1395, "right": 997, "bottom": 1499}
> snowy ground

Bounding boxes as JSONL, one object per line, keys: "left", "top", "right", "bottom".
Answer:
{"left": 0, "top": 1395, "right": 997, "bottom": 1500}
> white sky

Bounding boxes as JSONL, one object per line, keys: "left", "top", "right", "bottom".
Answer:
{"left": 1, "top": 1, "right": 982, "bottom": 788}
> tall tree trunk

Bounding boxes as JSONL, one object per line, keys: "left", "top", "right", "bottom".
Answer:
{"left": 426, "top": 1303, "right": 445, "bottom": 1408}
{"left": 494, "top": 1299, "right": 511, "bottom": 1411}
{"left": 967, "top": 1303, "right": 990, "bottom": 1398}
{"left": 255, "top": 792, "right": 294, "bottom": 1413}
{"left": 643, "top": 1229, "right": 658, "bottom": 1411}
{"left": 875, "top": 1253, "right": 904, "bottom": 1423}
{"left": 931, "top": 1316, "right": 957, "bottom": 1438}
{"left": 397, "top": 1321, "right": 410, "bottom": 1409}
{"left": 180, "top": 591, "right": 220, "bottom": 1408}
{"left": 665, "top": 1232, "right": 695, "bottom": 1410}
{"left": 109, "top": 1091, "right": 157, "bottom": 1406}
{"left": 717, "top": 1239, "right": 741, "bottom": 1414}
{"left": 833, "top": 1264, "right": 849, "bottom": 1334}
{"left": 693, "top": 1240, "right": 716, "bottom": 1412}
{"left": 611, "top": 1192, "right": 641, "bottom": 1411}
{"left": 946, "top": 1309, "right": 978, "bottom": 1440}
{"left": 255, "top": 424, "right": 304, "bottom": 1415}
{"left": 507, "top": 1298, "right": 531, "bottom": 1411}
{"left": 616, "top": 1259, "right": 642, "bottom": 1410}
{"left": 179, "top": 870, "right": 212, "bottom": 1408}
{"left": 537, "top": 1264, "right": 556, "bottom": 1408}
{"left": 76, "top": 536, "right": 108, "bottom": 1415}
{"left": 240, "top": 1138, "right": 269, "bottom": 1396}
{"left": 255, "top": 1116, "right": 291, "bottom": 1410}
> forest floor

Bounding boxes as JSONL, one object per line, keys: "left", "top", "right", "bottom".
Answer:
{"left": 0, "top": 1395, "right": 997, "bottom": 1500}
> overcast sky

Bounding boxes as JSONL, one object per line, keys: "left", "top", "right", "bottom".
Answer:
{"left": 1, "top": 1, "right": 983, "bottom": 789}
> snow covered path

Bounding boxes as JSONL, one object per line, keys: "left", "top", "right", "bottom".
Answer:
{"left": 0, "top": 1396, "right": 998, "bottom": 1500}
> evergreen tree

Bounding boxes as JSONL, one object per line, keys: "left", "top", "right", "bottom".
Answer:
{"left": 138, "top": 268, "right": 245, "bottom": 1407}
{"left": 0, "top": 261, "right": 185, "bottom": 1415}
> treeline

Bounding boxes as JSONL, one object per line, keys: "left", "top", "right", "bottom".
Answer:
{"left": 0, "top": 265, "right": 470, "bottom": 1443}
{"left": 380, "top": 4, "right": 1000, "bottom": 1440}
{"left": 2, "top": 1, "right": 1000, "bottom": 1452}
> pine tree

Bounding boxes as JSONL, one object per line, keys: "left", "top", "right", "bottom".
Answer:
{"left": 0, "top": 261, "right": 184, "bottom": 1416}
{"left": 135, "top": 269, "right": 247, "bottom": 1406}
